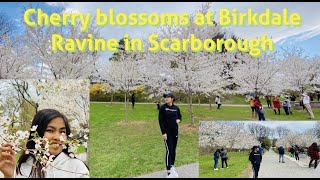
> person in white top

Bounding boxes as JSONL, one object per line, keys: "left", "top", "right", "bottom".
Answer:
{"left": 302, "top": 93, "right": 315, "bottom": 119}
{"left": 0, "top": 109, "right": 89, "bottom": 178}
{"left": 215, "top": 96, "right": 222, "bottom": 110}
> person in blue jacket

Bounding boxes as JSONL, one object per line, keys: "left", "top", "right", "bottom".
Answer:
{"left": 278, "top": 146, "right": 285, "bottom": 163}
{"left": 213, "top": 149, "right": 221, "bottom": 170}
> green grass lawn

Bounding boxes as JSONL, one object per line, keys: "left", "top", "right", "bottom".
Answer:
{"left": 223, "top": 95, "right": 248, "bottom": 104}
{"left": 176, "top": 103, "right": 320, "bottom": 121}
{"left": 89, "top": 102, "right": 198, "bottom": 178}
{"left": 199, "top": 151, "right": 251, "bottom": 178}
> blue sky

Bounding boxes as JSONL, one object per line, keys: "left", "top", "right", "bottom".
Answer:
{"left": 1, "top": 2, "right": 319, "bottom": 59}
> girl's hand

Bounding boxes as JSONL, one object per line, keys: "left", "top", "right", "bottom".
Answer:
{"left": 162, "top": 134, "right": 167, "bottom": 140}
{"left": 0, "top": 144, "right": 16, "bottom": 178}
{"left": 176, "top": 119, "right": 181, "bottom": 124}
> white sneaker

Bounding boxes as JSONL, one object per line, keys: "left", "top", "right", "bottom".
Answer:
{"left": 214, "top": 168, "right": 219, "bottom": 170}
{"left": 169, "top": 166, "right": 179, "bottom": 178}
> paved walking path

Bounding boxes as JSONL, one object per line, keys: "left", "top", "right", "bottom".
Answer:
{"left": 249, "top": 150, "right": 320, "bottom": 178}
{"left": 134, "top": 163, "right": 199, "bottom": 178}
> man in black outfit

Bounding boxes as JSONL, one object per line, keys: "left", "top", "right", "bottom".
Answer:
{"left": 159, "top": 91, "right": 182, "bottom": 178}
{"left": 249, "top": 146, "right": 262, "bottom": 178}
{"left": 131, "top": 93, "right": 135, "bottom": 109}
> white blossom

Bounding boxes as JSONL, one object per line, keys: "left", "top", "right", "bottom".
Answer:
{"left": 31, "top": 125, "right": 38, "bottom": 132}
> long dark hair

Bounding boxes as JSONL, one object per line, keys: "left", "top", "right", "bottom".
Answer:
{"left": 214, "top": 149, "right": 221, "bottom": 155}
{"left": 16, "top": 109, "right": 71, "bottom": 178}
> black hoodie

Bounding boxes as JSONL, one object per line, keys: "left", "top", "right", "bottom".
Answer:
{"left": 249, "top": 151, "right": 262, "bottom": 164}
{"left": 158, "top": 103, "right": 182, "bottom": 135}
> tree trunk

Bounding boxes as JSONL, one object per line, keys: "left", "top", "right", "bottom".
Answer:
{"left": 110, "top": 91, "right": 114, "bottom": 105}
{"left": 198, "top": 94, "right": 201, "bottom": 114}
{"left": 124, "top": 92, "right": 128, "bottom": 121}
{"left": 187, "top": 89, "right": 194, "bottom": 125}
{"left": 86, "top": 139, "right": 90, "bottom": 167}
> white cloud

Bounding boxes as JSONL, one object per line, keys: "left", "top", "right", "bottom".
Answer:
{"left": 46, "top": 2, "right": 69, "bottom": 7}
{"left": 58, "top": 2, "right": 320, "bottom": 42}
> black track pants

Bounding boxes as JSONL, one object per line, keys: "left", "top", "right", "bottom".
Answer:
{"left": 164, "top": 128, "right": 178, "bottom": 170}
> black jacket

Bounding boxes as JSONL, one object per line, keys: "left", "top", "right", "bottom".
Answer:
{"left": 249, "top": 151, "right": 262, "bottom": 164}
{"left": 158, "top": 103, "right": 182, "bottom": 135}
{"left": 278, "top": 147, "right": 285, "bottom": 155}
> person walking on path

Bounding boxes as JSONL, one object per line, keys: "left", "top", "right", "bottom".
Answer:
{"left": 277, "top": 146, "right": 285, "bottom": 163}
{"left": 220, "top": 148, "right": 229, "bottom": 169}
{"left": 131, "top": 93, "right": 136, "bottom": 109}
{"left": 258, "top": 145, "right": 264, "bottom": 155}
{"left": 215, "top": 96, "right": 222, "bottom": 110}
{"left": 158, "top": 92, "right": 182, "bottom": 178}
{"left": 272, "top": 96, "right": 281, "bottom": 115}
{"left": 290, "top": 145, "right": 295, "bottom": 158}
{"left": 308, "top": 142, "right": 320, "bottom": 169}
{"left": 317, "top": 92, "right": 320, "bottom": 101}
{"left": 254, "top": 96, "right": 266, "bottom": 121}
{"left": 213, "top": 149, "right": 221, "bottom": 170}
{"left": 301, "top": 93, "right": 315, "bottom": 119}
{"left": 249, "top": 146, "right": 262, "bottom": 178}
{"left": 249, "top": 97, "right": 257, "bottom": 118}
{"left": 294, "top": 145, "right": 300, "bottom": 161}
{"left": 265, "top": 95, "right": 272, "bottom": 108}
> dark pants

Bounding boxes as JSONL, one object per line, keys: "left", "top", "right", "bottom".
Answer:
{"left": 279, "top": 154, "right": 284, "bottom": 162}
{"left": 283, "top": 107, "right": 290, "bottom": 115}
{"left": 295, "top": 153, "right": 299, "bottom": 160}
{"left": 267, "top": 100, "right": 271, "bottom": 108}
{"left": 132, "top": 101, "right": 135, "bottom": 108}
{"left": 217, "top": 104, "right": 221, "bottom": 109}
{"left": 221, "top": 158, "right": 228, "bottom": 168}
{"left": 252, "top": 163, "right": 260, "bottom": 178}
{"left": 164, "top": 128, "right": 178, "bottom": 171}
{"left": 309, "top": 159, "right": 318, "bottom": 169}
{"left": 274, "top": 109, "right": 280, "bottom": 115}
{"left": 256, "top": 109, "right": 265, "bottom": 121}
{"left": 214, "top": 158, "right": 219, "bottom": 169}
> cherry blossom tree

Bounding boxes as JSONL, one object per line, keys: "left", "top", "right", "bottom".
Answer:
{"left": 231, "top": 52, "right": 284, "bottom": 96}
{"left": 140, "top": 53, "right": 174, "bottom": 101}
{"left": 17, "top": 8, "right": 101, "bottom": 79}
{"left": 199, "top": 121, "right": 259, "bottom": 151}
{"left": 99, "top": 52, "right": 144, "bottom": 121}
{"left": 276, "top": 132, "right": 318, "bottom": 148}
{"left": 281, "top": 47, "right": 320, "bottom": 93}
{"left": 247, "top": 123, "right": 272, "bottom": 139}
{"left": 0, "top": 35, "right": 34, "bottom": 79}
{"left": 275, "top": 126, "right": 291, "bottom": 139}
{"left": 149, "top": 2, "right": 233, "bottom": 124}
